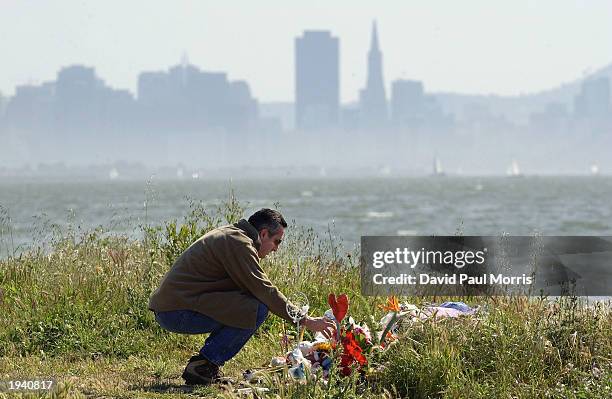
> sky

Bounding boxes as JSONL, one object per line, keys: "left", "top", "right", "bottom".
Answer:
{"left": 1, "top": 0, "right": 611, "bottom": 102}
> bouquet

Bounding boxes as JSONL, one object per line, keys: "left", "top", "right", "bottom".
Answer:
{"left": 327, "top": 293, "right": 373, "bottom": 376}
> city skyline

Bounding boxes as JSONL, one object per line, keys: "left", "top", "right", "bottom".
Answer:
{"left": 0, "top": 52, "right": 610, "bottom": 174}
{"left": 2, "top": 54, "right": 608, "bottom": 135}
{"left": 1, "top": 1, "right": 611, "bottom": 101}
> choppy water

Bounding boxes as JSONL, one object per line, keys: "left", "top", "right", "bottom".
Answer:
{"left": 1, "top": 176, "right": 611, "bottom": 255}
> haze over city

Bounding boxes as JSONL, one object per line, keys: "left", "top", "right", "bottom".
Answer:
{"left": 1, "top": 1, "right": 611, "bottom": 177}
{"left": 2, "top": 0, "right": 611, "bottom": 99}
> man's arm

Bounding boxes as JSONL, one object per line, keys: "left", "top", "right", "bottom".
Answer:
{"left": 222, "top": 235, "right": 335, "bottom": 333}
{"left": 222, "top": 234, "right": 296, "bottom": 323}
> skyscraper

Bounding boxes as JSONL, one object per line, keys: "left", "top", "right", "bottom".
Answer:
{"left": 359, "top": 21, "right": 388, "bottom": 128}
{"left": 55, "top": 65, "right": 101, "bottom": 129}
{"left": 391, "top": 79, "right": 424, "bottom": 127}
{"left": 295, "top": 31, "right": 339, "bottom": 130}
{"left": 137, "top": 62, "right": 258, "bottom": 131}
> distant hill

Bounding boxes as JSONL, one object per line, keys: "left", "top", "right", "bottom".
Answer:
{"left": 434, "top": 63, "right": 612, "bottom": 124}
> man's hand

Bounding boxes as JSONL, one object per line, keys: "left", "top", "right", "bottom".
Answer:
{"left": 302, "top": 316, "right": 336, "bottom": 338}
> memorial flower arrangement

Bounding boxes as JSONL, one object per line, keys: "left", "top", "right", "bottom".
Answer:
{"left": 269, "top": 293, "right": 404, "bottom": 380}
{"left": 257, "top": 293, "right": 476, "bottom": 383}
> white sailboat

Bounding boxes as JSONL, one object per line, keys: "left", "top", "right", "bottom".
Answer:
{"left": 379, "top": 165, "right": 392, "bottom": 176}
{"left": 108, "top": 167, "right": 119, "bottom": 180}
{"left": 590, "top": 163, "right": 600, "bottom": 176}
{"left": 506, "top": 159, "right": 522, "bottom": 177}
{"left": 432, "top": 156, "right": 445, "bottom": 176}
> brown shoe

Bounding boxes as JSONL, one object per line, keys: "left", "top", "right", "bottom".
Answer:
{"left": 182, "top": 355, "right": 222, "bottom": 385}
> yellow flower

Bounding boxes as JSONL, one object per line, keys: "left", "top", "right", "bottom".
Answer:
{"left": 313, "top": 342, "right": 332, "bottom": 352}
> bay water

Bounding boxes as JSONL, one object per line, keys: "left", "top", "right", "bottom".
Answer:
{"left": 1, "top": 176, "right": 610, "bottom": 252}
{"left": 2, "top": 176, "right": 610, "bottom": 301}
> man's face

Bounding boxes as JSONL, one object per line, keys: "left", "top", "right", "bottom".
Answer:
{"left": 257, "top": 226, "right": 284, "bottom": 259}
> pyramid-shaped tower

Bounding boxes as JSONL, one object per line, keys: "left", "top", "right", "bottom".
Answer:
{"left": 359, "top": 21, "right": 388, "bottom": 128}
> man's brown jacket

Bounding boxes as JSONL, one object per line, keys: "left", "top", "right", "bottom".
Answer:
{"left": 149, "top": 219, "right": 294, "bottom": 329}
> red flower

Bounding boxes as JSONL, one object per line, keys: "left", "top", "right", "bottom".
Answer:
{"left": 340, "top": 331, "right": 368, "bottom": 376}
{"left": 328, "top": 293, "right": 349, "bottom": 323}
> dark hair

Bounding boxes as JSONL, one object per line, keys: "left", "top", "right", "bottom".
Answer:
{"left": 248, "top": 208, "right": 287, "bottom": 235}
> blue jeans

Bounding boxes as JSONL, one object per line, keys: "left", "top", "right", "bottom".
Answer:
{"left": 154, "top": 302, "right": 268, "bottom": 366}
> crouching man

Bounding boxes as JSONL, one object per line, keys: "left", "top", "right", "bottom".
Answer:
{"left": 149, "top": 208, "right": 334, "bottom": 385}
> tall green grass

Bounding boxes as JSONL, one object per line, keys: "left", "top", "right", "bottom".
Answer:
{"left": 0, "top": 194, "right": 610, "bottom": 398}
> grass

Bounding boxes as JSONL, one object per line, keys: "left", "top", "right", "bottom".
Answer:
{"left": 0, "top": 195, "right": 610, "bottom": 398}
